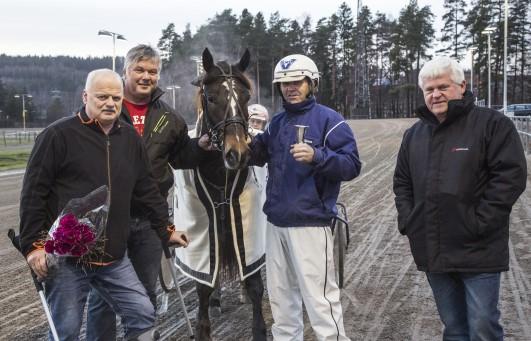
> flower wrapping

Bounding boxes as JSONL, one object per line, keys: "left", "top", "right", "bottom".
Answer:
{"left": 44, "top": 185, "right": 109, "bottom": 259}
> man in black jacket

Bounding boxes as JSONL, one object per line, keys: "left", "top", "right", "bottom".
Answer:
{"left": 393, "top": 56, "right": 527, "bottom": 341}
{"left": 20, "top": 69, "right": 188, "bottom": 340}
{"left": 87, "top": 45, "right": 211, "bottom": 340}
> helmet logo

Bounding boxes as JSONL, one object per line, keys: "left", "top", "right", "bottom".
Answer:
{"left": 280, "top": 58, "right": 296, "bottom": 70}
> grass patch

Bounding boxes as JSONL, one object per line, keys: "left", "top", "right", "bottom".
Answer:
{"left": 0, "top": 149, "right": 31, "bottom": 170}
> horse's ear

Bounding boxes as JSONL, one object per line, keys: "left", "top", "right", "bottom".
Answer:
{"left": 238, "top": 49, "right": 251, "bottom": 72}
{"left": 202, "top": 48, "right": 214, "bottom": 73}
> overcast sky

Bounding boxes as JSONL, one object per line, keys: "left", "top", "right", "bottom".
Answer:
{"left": 0, "top": 0, "right": 444, "bottom": 57}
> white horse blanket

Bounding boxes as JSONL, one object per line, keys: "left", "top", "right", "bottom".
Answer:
{"left": 172, "top": 162, "right": 267, "bottom": 287}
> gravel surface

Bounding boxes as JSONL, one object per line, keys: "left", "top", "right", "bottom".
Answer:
{"left": 1, "top": 119, "right": 529, "bottom": 340}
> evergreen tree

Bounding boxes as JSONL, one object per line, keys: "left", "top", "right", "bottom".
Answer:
{"left": 509, "top": 0, "right": 531, "bottom": 102}
{"left": 336, "top": 2, "right": 355, "bottom": 114}
{"left": 354, "top": 6, "right": 375, "bottom": 116}
{"left": 465, "top": 0, "right": 493, "bottom": 102}
{"left": 158, "top": 23, "right": 182, "bottom": 66}
{"left": 286, "top": 20, "right": 305, "bottom": 54}
{"left": 301, "top": 16, "right": 313, "bottom": 55}
{"left": 238, "top": 8, "right": 255, "bottom": 49}
{"left": 250, "top": 12, "right": 270, "bottom": 104}
{"left": 310, "top": 17, "right": 337, "bottom": 109}
{"left": 439, "top": 0, "right": 468, "bottom": 60}
{"left": 372, "top": 13, "right": 394, "bottom": 117}
{"left": 46, "top": 96, "right": 66, "bottom": 124}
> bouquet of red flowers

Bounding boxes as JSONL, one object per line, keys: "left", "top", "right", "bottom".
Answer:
{"left": 44, "top": 185, "right": 109, "bottom": 259}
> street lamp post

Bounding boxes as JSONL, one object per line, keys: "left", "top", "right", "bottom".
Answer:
{"left": 14, "top": 93, "right": 32, "bottom": 131}
{"left": 503, "top": 0, "right": 508, "bottom": 115}
{"left": 482, "top": 27, "right": 495, "bottom": 108}
{"left": 98, "top": 30, "right": 126, "bottom": 72}
{"left": 469, "top": 47, "right": 477, "bottom": 101}
{"left": 166, "top": 85, "right": 181, "bottom": 109}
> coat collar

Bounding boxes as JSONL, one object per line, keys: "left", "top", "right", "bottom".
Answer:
{"left": 77, "top": 106, "right": 121, "bottom": 134}
{"left": 415, "top": 91, "right": 475, "bottom": 126}
{"left": 283, "top": 96, "right": 316, "bottom": 115}
{"left": 120, "top": 87, "right": 164, "bottom": 125}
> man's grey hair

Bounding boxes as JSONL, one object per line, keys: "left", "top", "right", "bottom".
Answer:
{"left": 85, "top": 69, "right": 123, "bottom": 91}
{"left": 418, "top": 56, "right": 464, "bottom": 89}
{"left": 123, "top": 44, "right": 161, "bottom": 73}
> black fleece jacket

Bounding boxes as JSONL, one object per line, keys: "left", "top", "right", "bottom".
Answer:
{"left": 19, "top": 108, "right": 170, "bottom": 262}
{"left": 120, "top": 88, "right": 208, "bottom": 217}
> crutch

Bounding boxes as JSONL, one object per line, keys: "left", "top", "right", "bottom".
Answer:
{"left": 7, "top": 229, "right": 60, "bottom": 341}
{"left": 162, "top": 244, "right": 194, "bottom": 339}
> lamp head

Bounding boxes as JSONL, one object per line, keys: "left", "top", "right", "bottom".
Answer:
{"left": 481, "top": 27, "right": 495, "bottom": 35}
{"left": 98, "top": 30, "right": 112, "bottom": 37}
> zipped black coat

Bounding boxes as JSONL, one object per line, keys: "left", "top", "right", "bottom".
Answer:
{"left": 120, "top": 88, "right": 205, "bottom": 216}
{"left": 19, "top": 109, "right": 170, "bottom": 262}
{"left": 393, "top": 92, "right": 527, "bottom": 272}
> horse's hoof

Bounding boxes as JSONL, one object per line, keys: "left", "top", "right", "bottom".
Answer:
{"left": 209, "top": 296, "right": 221, "bottom": 317}
{"left": 195, "top": 321, "right": 212, "bottom": 341}
{"left": 209, "top": 305, "right": 221, "bottom": 317}
{"left": 252, "top": 327, "right": 267, "bottom": 341}
{"left": 239, "top": 288, "right": 250, "bottom": 304}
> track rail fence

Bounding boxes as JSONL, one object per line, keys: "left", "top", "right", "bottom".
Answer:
{"left": 1, "top": 130, "right": 40, "bottom": 146}
{"left": 509, "top": 116, "right": 531, "bottom": 154}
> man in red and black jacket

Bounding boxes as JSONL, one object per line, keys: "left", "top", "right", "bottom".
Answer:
{"left": 86, "top": 45, "right": 212, "bottom": 340}
{"left": 20, "top": 69, "right": 188, "bottom": 340}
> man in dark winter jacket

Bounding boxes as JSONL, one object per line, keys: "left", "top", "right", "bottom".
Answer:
{"left": 250, "top": 54, "right": 361, "bottom": 341}
{"left": 393, "top": 56, "right": 527, "bottom": 341}
{"left": 87, "top": 45, "right": 211, "bottom": 340}
{"left": 20, "top": 69, "right": 188, "bottom": 340}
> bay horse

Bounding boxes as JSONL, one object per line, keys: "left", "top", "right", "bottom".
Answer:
{"left": 172, "top": 48, "right": 267, "bottom": 341}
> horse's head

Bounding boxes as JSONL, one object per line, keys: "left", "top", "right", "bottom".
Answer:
{"left": 197, "top": 48, "right": 252, "bottom": 170}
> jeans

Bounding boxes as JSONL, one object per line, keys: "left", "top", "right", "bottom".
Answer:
{"left": 44, "top": 255, "right": 155, "bottom": 341}
{"left": 426, "top": 272, "right": 503, "bottom": 341}
{"left": 86, "top": 219, "right": 163, "bottom": 340}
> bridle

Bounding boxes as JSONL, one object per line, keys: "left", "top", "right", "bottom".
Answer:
{"left": 199, "top": 63, "right": 249, "bottom": 151}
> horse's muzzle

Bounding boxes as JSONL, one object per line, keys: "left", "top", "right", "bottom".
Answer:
{"left": 224, "top": 147, "right": 250, "bottom": 170}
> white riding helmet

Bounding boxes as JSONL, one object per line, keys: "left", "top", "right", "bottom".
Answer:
{"left": 248, "top": 104, "right": 269, "bottom": 121}
{"left": 272, "top": 54, "right": 320, "bottom": 85}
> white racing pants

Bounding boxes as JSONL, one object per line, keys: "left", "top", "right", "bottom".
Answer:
{"left": 266, "top": 223, "right": 350, "bottom": 341}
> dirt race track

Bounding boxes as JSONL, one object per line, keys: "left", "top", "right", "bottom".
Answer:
{"left": 0, "top": 119, "right": 530, "bottom": 340}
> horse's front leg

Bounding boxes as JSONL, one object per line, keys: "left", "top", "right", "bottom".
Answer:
{"left": 196, "top": 281, "right": 214, "bottom": 341}
{"left": 245, "top": 271, "right": 267, "bottom": 341}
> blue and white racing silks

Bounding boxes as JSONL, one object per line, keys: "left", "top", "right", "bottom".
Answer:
{"left": 250, "top": 96, "right": 361, "bottom": 227}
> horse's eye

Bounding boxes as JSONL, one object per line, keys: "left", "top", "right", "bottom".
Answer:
{"left": 207, "top": 96, "right": 215, "bottom": 103}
